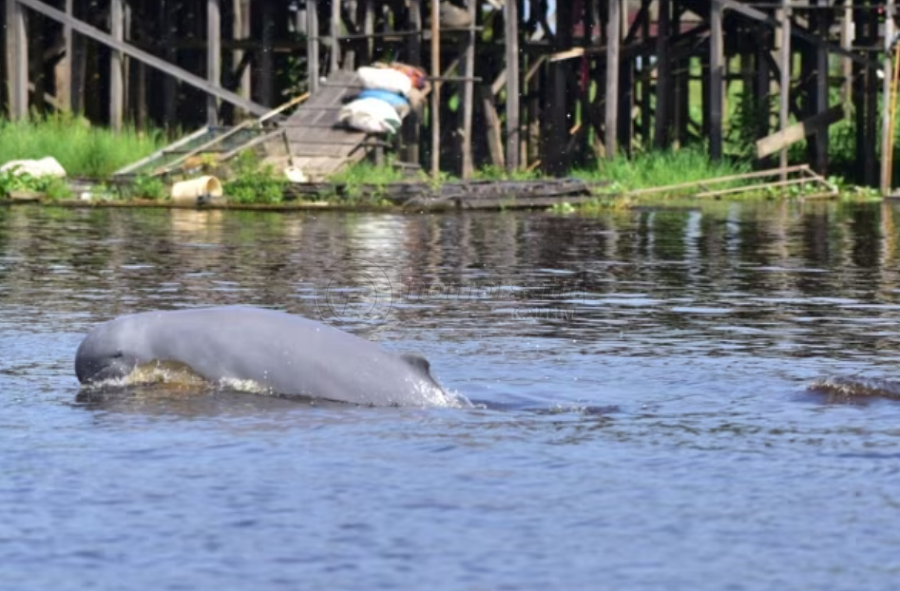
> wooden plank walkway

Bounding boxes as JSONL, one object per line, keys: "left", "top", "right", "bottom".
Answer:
{"left": 281, "top": 70, "right": 377, "bottom": 180}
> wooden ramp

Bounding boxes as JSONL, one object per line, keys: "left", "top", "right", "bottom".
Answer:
{"left": 280, "top": 70, "right": 378, "bottom": 180}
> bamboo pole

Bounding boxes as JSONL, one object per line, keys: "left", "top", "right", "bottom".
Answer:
{"left": 431, "top": 0, "right": 441, "bottom": 178}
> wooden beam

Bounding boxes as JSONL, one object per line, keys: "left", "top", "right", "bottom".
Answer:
{"left": 15, "top": 0, "right": 269, "bottom": 116}
{"left": 713, "top": 0, "right": 877, "bottom": 70}
{"left": 709, "top": 0, "right": 723, "bottom": 160}
{"left": 307, "top": 0, "right": 319, "bottom": 94}
{"left": 236, "top": 0, "right": 252, "bottom": 115}
{"left": 812, "top": 0, "right": 829, "bottom": 174}
{"left": 6, "top": 0, "right": 29, "bottom": 119}
{"left": 505, "top": 0, "right": 520, "bottom": 171}
{"left": 60, "top": 0, "right": 73, "bottom": 110}
{"left": 882, "top": 0, "right": 896, "bottom": 194}
{"left": 756, "top": 104, "right": 844, "bottom": 159}
{"left": 605, "top": 0, "right": 621, "bottom": 159}
{"left": 207, "top": 0, "right": 221, "bottom": 125}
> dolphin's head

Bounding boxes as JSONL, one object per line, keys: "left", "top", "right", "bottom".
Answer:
{"left": 74, "top": 316, "right": 146, "bottom": 385}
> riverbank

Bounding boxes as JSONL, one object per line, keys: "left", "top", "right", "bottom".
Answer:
{"left": 0, "top": 117, "right": 885, "bottom": 209}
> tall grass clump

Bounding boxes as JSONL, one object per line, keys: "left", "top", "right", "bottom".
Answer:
{"left": 577, "top": 147, "right": 752, "bottom": 195}
{"left": 0, "top": 113, "right": 165, "bottom": 179}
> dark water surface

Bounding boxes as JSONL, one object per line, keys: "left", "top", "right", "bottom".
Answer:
{"left": 3, "top": 202, "right": 900, "bottom": 590}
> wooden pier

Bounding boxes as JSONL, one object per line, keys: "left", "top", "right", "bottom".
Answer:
{"left": 2, "top": 1, "right": 899, "bottom": 190}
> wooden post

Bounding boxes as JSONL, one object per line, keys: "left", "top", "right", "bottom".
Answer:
{"left": 617, "top": 2, "right": 632, "bottom": 158}
{"left": 237, "top": 0, "right": 251, "bottom": 114}
{"left": 756, "top": 23, "right": 771, "bottom": 146}
{"left": 778, "top": 0, "right": 791, "bottom": 180}
{"left": 864, "top": 3, "right": 878, "bottom": 186}
{"left": 207, "top": 0, "right": 221, "bottom": 125}
{"left": 709, "top": 0, "right": 723, "bottom": 161}
{"left": 58, "top": 0, "right": 73, "bottom": 110}
{"left": 330, "top": 0, "right": 341, "bottom": 72}
{"left": 163, "top": 1, "right": 177, "bottom": 124}
{"left": 841, "top": 2, "right": 853, "bottom": 107}
{"left": 505, "top": 0, "right": 520, "bottom": 171}
{"left": 812, "top": 0, "right": 829, "bottom": 175}
{"left": 110, "top": 0, "right": 124, "bottom": 131}
{"left": 882, "top": 0, "right": 896, "bottom": 194}
{"left": 362, "top": 0, "right": 374, "bottom": 65}
{"left": 307, "top": 0, "right": 319, "bottom": 94}
{"left": 6, "top": 0, "right": 28, "bottom": 119}
{"left": 260, "top": 0, "right": 274, "bottom": 106}
{"left": 431, "top": 0, "right": 441, "bottom": 177}
{"left": 460, "top": 0, "right": 477, "bottom": 178}
{"left": 605, "top": 0, "right": 621, "bottom": 159}
{"left": 655, "top": 0, "right": 671, "bottom": 148}
{"left": 403, "top": 0, "right": 422, "bottom": 164}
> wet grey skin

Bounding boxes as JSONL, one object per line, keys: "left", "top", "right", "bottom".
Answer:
{"left": 74, "top": 306, "right": 466, "bottom": 408}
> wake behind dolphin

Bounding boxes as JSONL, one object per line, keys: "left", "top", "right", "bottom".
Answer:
{"left": 75, "top": 306, "right": 470, "bottom": 408}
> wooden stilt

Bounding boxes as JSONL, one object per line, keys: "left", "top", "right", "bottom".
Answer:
{"left": 882, "top": 0, "right": 896, "bottom": 194}
{"left": 307, "top": 0, "right": 319, "bottom": 94}
{"left": 778, "top": 0, "right": 791, "bottom": 180}
{"left": 403, "top": 0, "right": 421, "bottom": 165}
{"left": 812, "top": 0, "right": 829, "bottom": 175}
{"left": 237, "top": 0, "right": 251, "bottom": 115}
{"left": 208, "top": 0, "right": 221, "bottom": 125}
{"left": 460, "top": 0, "right": 477, "bottom": 178}
{"left": 709, "top": 0, "right": 723, "bottom": 161}
{"left": 259, "top": 0, "right": 274, "bottom": 106}
{"left": 505, "top": 0, "right": 520, "bottom": 171}
{"left": 330, "top": 0, "right": 341, "bottom": 73}
{"left": 605, "top": 0, "right": 620, "bottom": 159}
{"left": 655, "top": 0, "right": 671, "bottom": 148}
{"left": 431, "top": 0, "right": 441, "bottom": 177}
{"left": 110, "top": 0, "right": 124, "bottom": 131}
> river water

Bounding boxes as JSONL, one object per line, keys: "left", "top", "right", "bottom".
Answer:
{"left": 2, "top": 201, "right": 900, "bottom": 590}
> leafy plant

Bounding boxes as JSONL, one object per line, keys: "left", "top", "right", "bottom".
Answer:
{"left": 222, "top": 150, "right": 286, "bottom": 204}
{"left": 125, "top": 174, "right": 168, "bottom": 200}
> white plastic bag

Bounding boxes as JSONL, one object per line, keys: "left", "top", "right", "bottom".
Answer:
{"left": 357, "top": 66, "right": 413, "bottom": 97}
{"left": 338, "top": 98, "right": 403, "bottom": 134}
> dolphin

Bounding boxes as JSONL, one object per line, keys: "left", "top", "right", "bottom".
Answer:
{"left": 74, "top": 306, "right": 468, "bottom": 408}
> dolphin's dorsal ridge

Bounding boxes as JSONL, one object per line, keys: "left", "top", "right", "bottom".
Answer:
{"left": 400, "top": 353, "right": 431, "bottom": 375}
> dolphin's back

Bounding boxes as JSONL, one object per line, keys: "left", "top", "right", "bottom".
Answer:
{"left": 135, "top": 306, "right": 456, "bottom": 407}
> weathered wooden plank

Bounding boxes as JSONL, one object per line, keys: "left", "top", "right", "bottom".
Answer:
{"left": 755, "top": 105, "right": 845, "bottom": 158}
{"left": 15, "top": 0, "right": 269, "bottom": 116}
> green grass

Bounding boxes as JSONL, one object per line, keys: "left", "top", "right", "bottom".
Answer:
{"left": 574, "top": 147, "right": 752, "bottom": 195}
{"left": 0, "top": 114, "right": 165, "bottom": 179}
